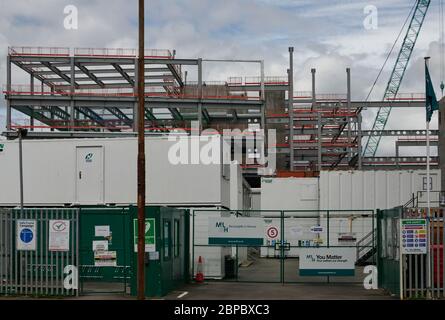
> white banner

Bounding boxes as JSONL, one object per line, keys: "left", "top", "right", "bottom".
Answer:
{"left": 299, "top": 248, "right": 355, "bottom": 276}
{"left": 208, "top": 217, "right": 265, "bottom": 245}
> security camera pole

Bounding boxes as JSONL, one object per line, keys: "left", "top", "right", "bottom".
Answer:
{"left": 137, "top": 0, "right": 146, "bottom": 300}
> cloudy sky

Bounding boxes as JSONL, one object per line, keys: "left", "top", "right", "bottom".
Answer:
{"left": 0, "top": 0, "right": 443, "bottom": 155}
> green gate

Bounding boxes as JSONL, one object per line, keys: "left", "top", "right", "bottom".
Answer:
{"left": 79, "top": 207, "right": 131, "bottom": 294}
{"left": 377, "top": 207, "right": 401, "bottom": 296}
{"left": 192, "top": 209, "right": 376, "bottom": 284}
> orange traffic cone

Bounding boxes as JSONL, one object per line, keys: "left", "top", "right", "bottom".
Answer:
{"left": 195, "top": 256, "right": 204, "bottom": 283}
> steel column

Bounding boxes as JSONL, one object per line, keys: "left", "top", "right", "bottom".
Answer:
{"left": 198, "top": 58, "right": 203, "bottom": 133}
{"left": 70, "top": 57, "right": 75, "bottom": 129}
{"left": 133, "top": 57, "right": 138, "bottom": 132}
{"left": 311, "top": 68, "right": 316, "bottom": 109}
{"left": 6, "top": 55, "right": 11, "bottom": 131}
{"left": 317, "top": 112, "right": 322, "bottom": 171}
{"left": 358, "top": 113, "right": 363, "bottom": 169}
{"left": 30, "top": 74, "right": 34, "bottom": 131}
{"left": 346, "top": 68, "right": 352, "bottom": 162}
{"left": 289, "top": 47, "right": 294, "bottom": 171}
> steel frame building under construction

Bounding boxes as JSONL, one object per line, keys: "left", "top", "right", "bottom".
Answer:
{"left": 2, "top": 46, "right": 438, "bottom": 182}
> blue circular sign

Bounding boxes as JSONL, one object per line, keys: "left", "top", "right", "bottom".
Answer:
{"left": 20, "top": 228, "right": 34, "bottom": 243}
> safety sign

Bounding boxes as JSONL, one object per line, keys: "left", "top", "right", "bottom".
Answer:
{"left": 400, "top": 219, "right": 427, "bottom": 254}
{"left": 310, "top": 225, "right": 323, "bottom": 233}
{"left": 266, "top": 226, "right": 279, "bottom": 239}
{"left": 93, "top": 240, "right": 108, "bottom": 252}
{"left": 133, "top": 218, "right": 156, "bottom": 252}
{"left": 95, "top": 225, "right": 110, "bottom": 237}
{"left": 16, "top": 220, "right": 37, "bottom": 251}
{"left": 48, "top": 220, "right": 70, "bottom": 251}
{"left": 94, "top": 251, "right": 117, "bottom": 267}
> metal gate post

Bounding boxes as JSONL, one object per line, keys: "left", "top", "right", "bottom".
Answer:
{"left": 280, "top": 211, "right": 284, "bottom": 284}
{"left": 372, "top": 210, "right": 375, "bottom": 265}
{"left": 76, "top": 208, "right": 80, "bottom": 297}
{"left": 192, "top": 210, "right": 195, "bottom": 281}
{"left": 327, "top": 210, "right": 330, "bottom": 247}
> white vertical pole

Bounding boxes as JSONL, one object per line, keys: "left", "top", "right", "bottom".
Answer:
{"left": 426, "top": 118, "right": 432, "bottom": 297}
{"left": 425, "top": 57, "right": 431, "bottom": 297}
{"left": 427, "top": 119, "right": 431, "bottom": 212}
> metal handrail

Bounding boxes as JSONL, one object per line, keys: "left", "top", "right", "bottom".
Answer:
{"left": 403, "top": 193, "right": 417, "bottom": 208}
{"left": 356, "top": 229, "right": 376, "bottom": 261}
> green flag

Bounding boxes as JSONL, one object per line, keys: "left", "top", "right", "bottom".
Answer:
{"left": 425, "top": 61, "right": 439, "bottom": 122}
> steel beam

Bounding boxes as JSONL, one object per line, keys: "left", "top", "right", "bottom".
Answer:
{"left": 112, "top": 63, "right": 135, "bottom": 86}
{"left": 41, "top": 61, "right": 74, "bottom": 85}
{"left": 75, "top": 63, "right": 105, "bottom": 87}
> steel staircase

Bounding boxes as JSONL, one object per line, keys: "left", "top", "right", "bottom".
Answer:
{"left": 355, "top": 229, "right": 377, "bottom": 266}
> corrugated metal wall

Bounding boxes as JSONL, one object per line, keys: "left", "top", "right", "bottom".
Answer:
{"left": 320, "top": 170, "right": 441, "bottom": 211}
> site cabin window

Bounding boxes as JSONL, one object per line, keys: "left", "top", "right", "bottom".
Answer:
{"left": 163, "top": 220, "right": 171, "bottom": 260}
{"left": 422, "top": 177, "right": 433, "bottom": 191}
{"left": 174, "top": 219, "right": 180, "bottom": 257}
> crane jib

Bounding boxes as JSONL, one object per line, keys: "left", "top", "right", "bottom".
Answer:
{"left": 363, "top": 0, "right": 431, "bottom": 157}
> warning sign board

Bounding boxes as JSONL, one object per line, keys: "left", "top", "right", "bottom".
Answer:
{"left": 16, "top": 220, "right": 37, "bottom": 251}
{"left": 400, "top": 219, "right": 428, "bottom": 254}
{"left": 48, "top": 220, "right": 70, "bottom": 251}
{"left": 266, "top": 226, "right": 279, "bottom": 240}
{"left": 133, "top": 218, "right": 156, "bottom": 252}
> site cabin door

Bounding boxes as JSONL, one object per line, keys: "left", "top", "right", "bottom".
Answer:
{"left": 76, "top": 146, "right": 104, "bottom": 204}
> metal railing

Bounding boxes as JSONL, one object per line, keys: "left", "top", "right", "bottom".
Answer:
{"left": 356, "top": 229, "right": 376, "bottom": 263}
{"left": 416, "top": 191, "right": 445, "bottom": 207}
{"left": 74, "top": 47, "right": 172, "bottom": 58}
{"left": 8, "top": 46, "right": 173, "bottom": 58}
{"left": 385, "top": 92, "right": 426, "bottom": 101}
{"left": 9, "top": 46, "right": 70, "bottom": 56}
{"left": 3, "top": 84, "right": 259, "bottom": 101}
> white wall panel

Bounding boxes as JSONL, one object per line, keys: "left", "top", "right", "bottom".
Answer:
{"left": 320, "top": 170, "right": 441, "bottom": 211}
{"left": 260, "top": 177, "right": 318, "bottom": 211}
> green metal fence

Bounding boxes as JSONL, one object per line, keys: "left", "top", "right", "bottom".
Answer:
{"left": 192, "top": 209, "right": 375, "bottom": 284}
{"left": 378, "top": 206, "right": 445, "bottom": 299}
{"left": 0, "top": 208, "right": 79, "bottom": 297}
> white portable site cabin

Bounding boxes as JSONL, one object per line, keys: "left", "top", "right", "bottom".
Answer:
{"left": 259, "top": 170, "right": 441, "bottom": 258}
{"left": 0, "top": 136, "right": 237, "bottom": 207}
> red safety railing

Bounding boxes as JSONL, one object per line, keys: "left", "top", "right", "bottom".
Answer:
{"left": 9, "top": 46, "right": 70, "bottom": 57}
{"left": 227, "top": 77, "right": 243, "bottom": 86}
{"left": 226, "top": 76, "right": 288, "bottom": 86}
{"left": 4, "top": 85, "right": 260, "bottom": 101}
{"left": 74, "top": 47, "right": 173, "bottom": 58}
{"left": 293, "top": 91, "right": 313, "bottom": 99}
{"left": 9, "top": 46, "right": 175, "bottom": 59}
{"left": 316, "top": 93, "right": 347, "bottom": 101}
{"left": 245, "top": 76, "right": 288, "bottom": 85}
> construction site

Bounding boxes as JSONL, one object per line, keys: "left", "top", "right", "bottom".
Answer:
{"left": 0, "top": 0, "right": 444, "bottom": 303}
